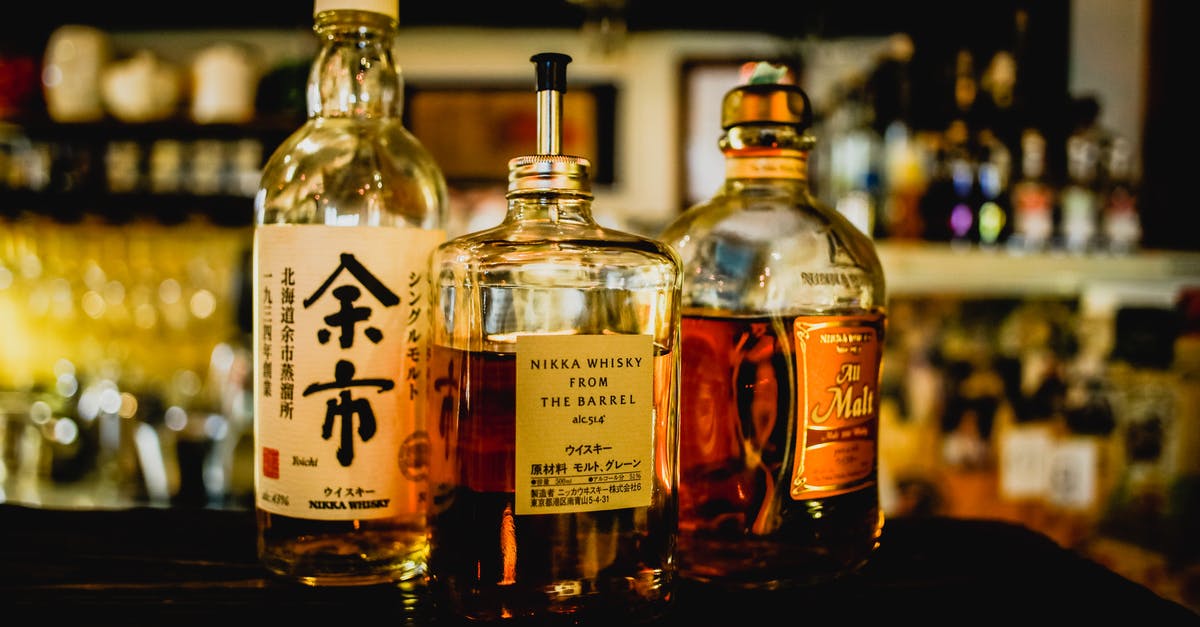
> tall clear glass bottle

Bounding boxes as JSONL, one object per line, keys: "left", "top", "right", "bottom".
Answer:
{"left": 252, "top": 0, "right": 448, "bottom": 586}
{"left": 658, "top": 62, "right": 887, "bottom": 588}
{"left": 425, "top": 53, "right": 681, "bottom": 623}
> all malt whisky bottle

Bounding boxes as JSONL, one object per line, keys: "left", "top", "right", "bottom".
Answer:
{"left": 425, "top": 53, "right": 682, "bottom": 623}
{"left": 658, "top": 61, "right": 887, "bottom": 588}
{"left": 252, "top": 0, "right": 448, "bottom": 586}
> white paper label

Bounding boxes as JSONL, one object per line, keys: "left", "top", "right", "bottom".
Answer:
{"left": 253, "top": 224, "right": 444, "bottom": 520}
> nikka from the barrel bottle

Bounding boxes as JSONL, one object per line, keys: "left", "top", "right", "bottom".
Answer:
{"left": 425, "top": 53, "right": 682, "bottom": 623}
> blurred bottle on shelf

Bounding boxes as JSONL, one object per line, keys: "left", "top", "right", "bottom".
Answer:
{"left": 994, "top": 301, "right": 1070, "bottom": 531}
{"left": 41, "top": 25, "right": 111, "bottom": 123}
{"left": 826, "top": 82, "right": 883, "bottom": 238}
{"left": 1099, "top": 135, "right": 1142, "bottom": 255}
{"left": 1100, "top": 305, "right": 1181, "bottom": 553}
{"left": 1059, "top": 97, "right": 1104, "bottom": 255}
{"left": 1007, "top": 128, "right": 1057, "bottom": 253}
{"left": 871, "top": 34, "right": 929, "bottom": 242}
{"left": 975, "top": 129, "right": 1013, "bottom": 248}
{"left": 190, "top": 42, "right": 260, "bottom": 125}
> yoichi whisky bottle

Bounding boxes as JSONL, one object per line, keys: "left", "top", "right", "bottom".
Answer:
{"left": 252, "top": 0, "right": 448, "bottom": 585}
{"left": 425, "top": 53, "right": 682, "bottom": 623}
{"left": 658, "top": 62, "right": 887, "bottom": 588}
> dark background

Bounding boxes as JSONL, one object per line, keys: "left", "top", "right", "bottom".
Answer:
{"left": 6, "top": 0, "right": 1190, "bottom": 251}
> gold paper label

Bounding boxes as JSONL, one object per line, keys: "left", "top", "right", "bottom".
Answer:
{"left": 514, "top": 334, "right": 655, "bottom": 515}
{"left": 790, "top": 314, "right": 882, "bottom": 500}
{"left": 253, "top": 224, "right": 444, "bottom": 520}
{"left": 725, "top": 154, "right": 807, "bottom": 180}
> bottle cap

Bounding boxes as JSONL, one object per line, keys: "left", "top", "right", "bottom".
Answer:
{"left": 721, "top": 62, "right": 811, "bottom": 130}
{"left": 314, "top": 0, "right": 398, "bottom": 21}
{"left": 508, "top": 155, "right": 592, "bottom": 195}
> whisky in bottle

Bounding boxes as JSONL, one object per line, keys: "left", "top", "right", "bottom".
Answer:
{"left": 425, "top": 53, "right": 682, "bottom": 623}
{"left": 252, "top": 0, "right": 448, "bottom": 586}
{"left": 659, "top": 62, "right": 887, "bottom": 589}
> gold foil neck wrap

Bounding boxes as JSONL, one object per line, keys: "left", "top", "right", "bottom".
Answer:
{"left": 721, "top": 83, "right": 811, "bottom": 130}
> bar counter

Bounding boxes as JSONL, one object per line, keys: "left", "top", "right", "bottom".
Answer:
{"left": 2, "top": 503, "right": 1195, "bottom": 625}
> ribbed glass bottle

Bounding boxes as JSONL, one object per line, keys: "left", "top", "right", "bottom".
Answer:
{"left": 252, "top": 0, "right": 448, "bottom": 586}
{"left": 658, "top": 62, "right": 887, "bottom": 589}
{"left": 425, "top": 53, "right": 681, "bottom": 624}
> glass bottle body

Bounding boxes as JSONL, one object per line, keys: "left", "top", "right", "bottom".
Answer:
{"left": 252, "top": 6, "right": 448, "bottom": 586}
{"left": 426, "top": 191, "right": 681, "bottom": 623}
{"left": 659, "top": 127, "right": 887, "bottom": 589}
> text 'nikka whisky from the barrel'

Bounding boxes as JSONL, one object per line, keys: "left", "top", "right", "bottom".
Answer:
{"left": 659, "top": 61, "right": 888, "bottom": 588}
{"left": 252, "top": 0, "right": 448, "bottom": 586}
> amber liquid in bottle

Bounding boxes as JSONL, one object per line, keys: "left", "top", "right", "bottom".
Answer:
{"left": 679, "top": 313, "right": 884, "bottom": 586}
{"left": 427, "top": 346, "right": 678, "bottom": 621}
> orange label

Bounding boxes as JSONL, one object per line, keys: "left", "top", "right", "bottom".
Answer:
{"left": 790, "top": 314, "right": 882, "bottom": 500}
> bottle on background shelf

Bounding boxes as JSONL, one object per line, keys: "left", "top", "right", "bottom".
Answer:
{"left": 1099, "top": 136, "right": 1142, "bottom": 255}
{"left": 975, "top": 129, "right": 1014, "bottom": 248}
{"left": 1100, "top": 305, "right": 1181, "bottom": 552}
{"left": 658, "top": 61, "right": 887, "bottom": 589}
{"left": 1007, "top": 128, "right": 1057, "bottom": 253}
{"left": 1059, "top": 97, "right": 1104, "bottom": 255}
{"left": 251, "top": 0, "right": 449, "bottom": 586}
{"left": 425, "top": 53, "right": 682, "bottom": 623}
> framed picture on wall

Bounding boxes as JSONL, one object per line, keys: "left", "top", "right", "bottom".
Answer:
{"left": 405, "top": 83, "right": 617, "bottom": 185}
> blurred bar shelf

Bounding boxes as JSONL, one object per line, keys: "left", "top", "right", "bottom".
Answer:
{"left": 877, "top": 242, "right": 1200, "bottom": 298}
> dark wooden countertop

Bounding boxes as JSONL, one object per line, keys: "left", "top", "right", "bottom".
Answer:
{"left": 1, "top": 503, "right": 1195, "bottom": 625}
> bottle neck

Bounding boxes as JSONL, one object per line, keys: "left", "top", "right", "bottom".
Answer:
{"left": 720, "top": 123, "right": 813, "bottom": 185}
{"left": 309, "top": 10, "right": 401, "bottom": 119}
{"left": 504, "top": 191, "right": 595, "bottom": 225}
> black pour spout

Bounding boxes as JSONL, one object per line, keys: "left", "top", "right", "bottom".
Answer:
{"left": 531, "top": 52, "right": 571, "bottom": 155}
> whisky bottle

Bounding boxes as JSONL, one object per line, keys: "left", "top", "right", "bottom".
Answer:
{"left": 1099, "top": 136, "right": 1142, "bottom": 254}
{"left": 425, "top": 53, "right": 682, "bottom": 622}
{"left": 252, "top": 0, "right": 448, "bottom": 586}
{"left": 1008, "top": 128, "right": 1056, "bottom": 253}
{"left": 1060, "top": 97, "right": 1104, "bottom": 254}
{"left": 658, "top": 61, "right": 887, "bottom": 588}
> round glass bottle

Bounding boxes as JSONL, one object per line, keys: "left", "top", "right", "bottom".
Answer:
{"left": 658, "top": 62, "right": 887, "bottom": 589}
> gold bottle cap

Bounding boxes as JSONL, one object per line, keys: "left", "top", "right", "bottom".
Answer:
{"left": 721, "top": 62, "right": 811, "bottom": 130}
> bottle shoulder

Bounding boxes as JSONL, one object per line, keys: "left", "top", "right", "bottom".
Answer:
{"left": 262, "top": 118, "right": 438, "bottom": 172}
{"left": 437, "top": 221, "right": 681, "bottom": 270}
{"left": 662, "top": 189, "right": 878, "bottom": 259}
{"left": 257, "top": 117, "right": 448, "bottom": 228}
{"left": 658, "top": 187, "right": 885, "bottom": 314}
